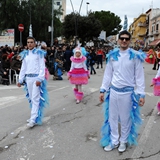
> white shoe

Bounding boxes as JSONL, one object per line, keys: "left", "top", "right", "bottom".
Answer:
{"left": 27, "top": 122, "right": 35, "bottom": 128}
{"left": 118, "top": 143, "right": 127, "bottom": 152}
{"left": 76, "top": 100, "right": 80, "bottom": 104}
{"left": 104, "top": 144, "right": 119, "bottom": 152}
{"left": 26, "top": 119, "right": 30, "bottom": 123}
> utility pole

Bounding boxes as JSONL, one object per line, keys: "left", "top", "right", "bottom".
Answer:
{"left": 86, "top": 2, "right": 89, "bottom": 16}
{"left": 70, "top": 0, "right": 77, "bottom": 45}
{"left": 51, "top": 0, "right": 54, "bottom": 46}
{"left": 79, "top": 0, "right": 83, "bottom": 14}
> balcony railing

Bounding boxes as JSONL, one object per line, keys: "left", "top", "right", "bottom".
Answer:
{"left": 153, "top": 30, "right": 159, "bottom": 35}
{"left": 138, "top": 22, "right": 147, "bottom": 27}
{"left": 138, "top": 33, "right": 146, "bottom": 37}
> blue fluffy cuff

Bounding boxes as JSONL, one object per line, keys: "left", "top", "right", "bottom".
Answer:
{"left": 37, "top": 78, "right": 42, "bottom": 82}
{"left": 100, "top": 89, "right": 106, "bottom": 93}
{"left": 140, "top": 94, "right": 145, "bottom": 98}
{"left": 19, "top": 80, "right": 23, "bottom": 84}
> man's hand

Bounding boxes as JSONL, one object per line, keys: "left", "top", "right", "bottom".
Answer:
{"left": 139, "top": 98, "right": 145, "bottom": 107}
{"left": 150, "top": 83, "right": 154, "bottom": 87}
{"left": 36, "top": 81, "right": 41, "bottom": 86}
{"left": 99, "top": 93, "right": 104, "bottom": 103}
{"left": 68, "top": 76, "right": 71, "bottom": 80}
{"left": 17, "top": 83, "right": 21, "bottom": 87}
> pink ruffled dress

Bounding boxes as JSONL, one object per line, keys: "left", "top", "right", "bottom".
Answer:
{"left": 68, "top": 56, "right": 89, "bottom": 85}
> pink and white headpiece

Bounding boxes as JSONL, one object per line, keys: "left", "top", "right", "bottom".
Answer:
{"left": 73, "top": 45, "right": 82, "bottom": 58}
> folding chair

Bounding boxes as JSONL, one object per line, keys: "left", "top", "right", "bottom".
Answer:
{"left": 12, "top": 69, "right": 19, "bottom": 84}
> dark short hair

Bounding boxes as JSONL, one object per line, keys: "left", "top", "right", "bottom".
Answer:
{"left": 27, "top": 36, "right": 36, "bottom": 42}
{"left": 118, "top": 30, "right": 131, "bottom": 39}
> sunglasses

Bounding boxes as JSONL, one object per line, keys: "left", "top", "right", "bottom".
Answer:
{"left": 119, "top": 37, "right": 130, "bottom": 41}
{"left": 27, "top": 41, "right": 34, "bottom": 43}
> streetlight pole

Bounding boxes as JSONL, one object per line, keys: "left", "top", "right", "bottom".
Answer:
{"left": 51, "top": 0, "right": 54, "bottom": 46}
{"left": 86, "top": 2, "right": 89, "bottom": 16}
{"left": 70, "top": 0, "right": 77, "bottom": 45}
{"left": 29, "top": 0, "right": 33, "bottom": 37}
{"left": 79, "top": 0, "right": 83, "bottom": 14}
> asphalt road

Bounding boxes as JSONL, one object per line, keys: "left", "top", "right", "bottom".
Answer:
{"left": 0, "top": 62, "right": 160, "bottom": 160}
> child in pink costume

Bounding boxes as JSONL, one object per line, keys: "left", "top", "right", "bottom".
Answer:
{"left": 151, "top": 67, "right": 160, "bottom": 115}
{"left": 68, "top": 46, "right": 89, "bottom": 104}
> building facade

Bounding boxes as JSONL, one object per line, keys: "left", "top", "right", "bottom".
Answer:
{"left": 129, "top": 8, "right": 160, "bottom": 48}
{"left": 129, "top": 14, "right": 146, "bottom": 48}
{"left": 54, "top": 0, "right": 66, "bottom": 22}
{"left": 145, "top": 8, "right": 160, "bottom": 47}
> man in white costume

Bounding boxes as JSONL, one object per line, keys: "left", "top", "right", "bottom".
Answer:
{"left": 17, "top": 37, "right": 48, "bottom": 128}
{"left": 99, "top": 30, "right": 145, "bottom": 152}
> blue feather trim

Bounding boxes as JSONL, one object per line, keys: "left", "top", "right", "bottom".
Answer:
{"left": 106, "top": 48, "right": 146, "bottom": 63}
{"left": 128, "top": 92, "right": 142, "bottom": 146}
{"left": 19, "top": 48, "right": 46, "bottom": 60}
{"left": 23, "top": 79, "right": 49, "bottom": 125}
{"left": 107, "top": 48, "right": 120, "bottom": 63}
{"left": 36, "top": 79, "right": 49, "bottom": 125}
{"left": 100, "top": 91, "right": 111, "bottom": 147}
{"left": 100, "top": 90, "right": 142, "bottom": 147}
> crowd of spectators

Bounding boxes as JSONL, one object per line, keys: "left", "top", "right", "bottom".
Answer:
{"left": 0, "top": 43, "right": 112, "bottom": 85}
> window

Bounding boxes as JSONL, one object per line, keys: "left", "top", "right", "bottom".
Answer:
{"left": 56, "top": 2, "right": 60, "bottom": 5}
{"left": 156, "top": 24, "right": 159, "bottom": 31}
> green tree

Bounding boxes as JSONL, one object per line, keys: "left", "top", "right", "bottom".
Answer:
{"left": 62, "top": 13, "right": 102, "bottom": 43}
{"left": 92, "top": 10, "right": 122, "bottom": 37}
{"left": 0, "top": 0, "right": 63, "bottom": 45}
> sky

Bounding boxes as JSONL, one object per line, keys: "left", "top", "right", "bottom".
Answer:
{"left": 66, "top": 0, "right": 159, "bottom": 28}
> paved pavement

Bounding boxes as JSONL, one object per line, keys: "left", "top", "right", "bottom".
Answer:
{"left": 0, "top": 62, "right": 160, "bottom": 160}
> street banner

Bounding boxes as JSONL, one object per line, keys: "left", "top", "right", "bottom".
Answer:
{"left": 0, "top": 29, "right": 14, "bottom": 46}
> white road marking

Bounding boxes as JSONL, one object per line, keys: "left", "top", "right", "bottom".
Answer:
{"left": 89, "top": 88, "right": 99, "bottom": 93}
{"left": 0, "top": 85, "right": 21, "bottom": 90}
{"left": 145, "top": 92, "right": 154, "bottom": 96}
{"left": 0, "top": 86, "right": 69, "bottom": 110}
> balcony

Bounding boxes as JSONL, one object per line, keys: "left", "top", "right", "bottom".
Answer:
{"left": 138, "top": 22, "right": 147, "bottom": 27}
{"left": 131, "top": 27, "right": 135, "bottom": 31}
{"left": 138, "top": 33, "right": 146, "bottom": 37}
{"left": 146, "top": 20, "right": 149, "bottom": 25}
{"left": 153, "top": 30, "right": 159, "bottom": 36}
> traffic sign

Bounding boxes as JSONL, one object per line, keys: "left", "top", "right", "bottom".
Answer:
{"left": 18, "top": 24, "right": 24, "bottom": 32}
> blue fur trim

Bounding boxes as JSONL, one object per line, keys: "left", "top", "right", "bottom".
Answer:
{"left": 81, "top": 47, "right": 87, "bottom": 56}
{"left": 128, "top": 92, "right": 142, "bottom": 146}
{"left": 107, "top": 48, "right": 120, "bottom": 63}
{"left": 100, "top": 90, "right": 142, "bottom": 147}
{"left": 36, "top": 79, "right": 49, "bottom": 125}
{"left": 100, "top": 89, "right": 106, "bottom": 93}
{"left": 36, "top": 49, "right": 47, "bottom": 58}
{"left": 106, "top": 48, "right": 146, "bottom": 63}
{"left": 19, "top": 50, "right": 29, "bottom": 60}
{"left": 100, "top": 91, "right": 111, "bottom": 147}
{"left": 23, "top": 79, "right": 49, "bottom": 125}
{"left": 139, "top": 94, "right": 145, "bottom": 98}
{"left": 19, "top": 48, "right": 46, "bottom": 60}
{"left": 129, "top": 49, "right": 147, "bottom": 62}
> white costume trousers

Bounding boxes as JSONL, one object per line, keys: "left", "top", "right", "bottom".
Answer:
{"left": 109, "top": 88, "right": 132, "bottom": 145}
{"left": 26, "top": 77, "right": 40, "bottom": 123}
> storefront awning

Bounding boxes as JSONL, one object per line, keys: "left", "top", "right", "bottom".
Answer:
{"left": 149, "top": 39, "right": 160, "bottom": 46}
